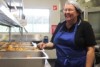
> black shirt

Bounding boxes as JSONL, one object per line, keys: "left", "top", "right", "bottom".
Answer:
{"left": 51, "top": 20, "right": 97, "bottom": 48}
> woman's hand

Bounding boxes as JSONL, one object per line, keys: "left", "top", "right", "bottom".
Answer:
{"left": 37, "top": 42, "right": 54, "bottom": 49}
{"left": 37, "top": 42, "right": 46, "bottom": 49}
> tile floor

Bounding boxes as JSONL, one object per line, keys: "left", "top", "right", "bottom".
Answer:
{"left": 95, "top": 64, "right": 100, "bottom": 67}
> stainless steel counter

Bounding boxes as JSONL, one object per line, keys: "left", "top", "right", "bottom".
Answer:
{"left": 0, "top": 50, "right": 48, "bottom": 67}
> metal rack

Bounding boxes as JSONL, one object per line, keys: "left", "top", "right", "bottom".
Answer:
{"left": 0, "top": 0, "right": 25, "bottom": 42}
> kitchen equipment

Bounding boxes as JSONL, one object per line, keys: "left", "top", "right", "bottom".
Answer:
{"left": 43, "top": 36, "right": 48, "bottom": 43}
{"left": 0, "top": 50, "right": 48, "bottom": 67}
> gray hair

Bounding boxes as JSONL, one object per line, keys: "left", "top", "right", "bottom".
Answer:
{"left": 65, "top": 0, "right": 83, "bottom": 20}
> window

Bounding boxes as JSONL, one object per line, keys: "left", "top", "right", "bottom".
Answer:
{"left": 23, "top": 9, "right": 50, "bottom": 33}
{"left": 0, "top": 9, "right": 50, "bottom": 33}
{"left": 0, "top": 25, "right": 9, "bottom": 32}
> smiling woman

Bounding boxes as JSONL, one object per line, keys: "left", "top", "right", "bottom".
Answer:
{"left": 37, "top": 0, "right": 97, "bottom": 67}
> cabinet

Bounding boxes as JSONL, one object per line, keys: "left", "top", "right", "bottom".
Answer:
{"left": 84, "top": 7, "right": 100, "bottom": 43}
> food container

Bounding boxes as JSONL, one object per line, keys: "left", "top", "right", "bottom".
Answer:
{"left": 0, "top": 50, "right": 48, "bottom": 67}
{"left": 0, "top": 42, "right": 39, "bottom": 51}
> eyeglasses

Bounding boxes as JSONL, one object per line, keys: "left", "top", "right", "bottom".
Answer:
{"left": 63, "top": 8, "right": 75, "bottom": 12}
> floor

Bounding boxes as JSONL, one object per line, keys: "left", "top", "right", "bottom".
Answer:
{"left": 44, "top": 59, "right": 100, "bottom": 67}
{"left": 95, "top": 64, "right": 100, "bottom": 67}
{"left": 44, "top": 60, "right": 51, "bottom": 67}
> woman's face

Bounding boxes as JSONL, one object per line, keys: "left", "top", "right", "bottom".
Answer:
{"left": 63, "top": 4, "right": 79, "bottom": 23}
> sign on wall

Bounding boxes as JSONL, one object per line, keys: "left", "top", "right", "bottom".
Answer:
{"left": 53, "top": 5, "right": 57, "bottom": 10}
{"left": 51, "top": 25, "right": 57, "bottom": 34}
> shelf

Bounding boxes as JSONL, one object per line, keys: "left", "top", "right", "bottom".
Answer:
{"left": 0, "top": 0, "right": 28, "bottom": 42}
{"left": 0, "top": 5, "right": 22, "bottom": 27}
{"left": 0, "top": 0, "right": 22, "bottom": 27}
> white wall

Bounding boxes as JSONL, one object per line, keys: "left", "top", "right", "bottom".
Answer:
{"left": 59, "top": 0, "right": 66, "bottom": 22}
{"left": 23, "top": 0, "right": 60, "bottom": 25}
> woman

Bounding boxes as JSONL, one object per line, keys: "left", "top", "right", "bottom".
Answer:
{"left": 38, "top": 1, "right": 96, "bottom": 67}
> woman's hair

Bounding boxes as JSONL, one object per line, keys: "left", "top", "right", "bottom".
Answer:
{"left": 65, "top": 0, "right": 83, "bottom": 20}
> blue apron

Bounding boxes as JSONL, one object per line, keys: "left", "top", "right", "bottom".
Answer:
{"left": 54, "top": 23, "right": 87, "bottom": 67}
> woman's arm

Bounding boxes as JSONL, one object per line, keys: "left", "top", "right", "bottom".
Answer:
{"left": 37, "top": 42, "right": 54, "bottom": 49}
{"left": 45, "top": 42, "right": 55, "bottom": 49}
{"left": 86, "top": 46, "right": 95, "bottom": 67}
